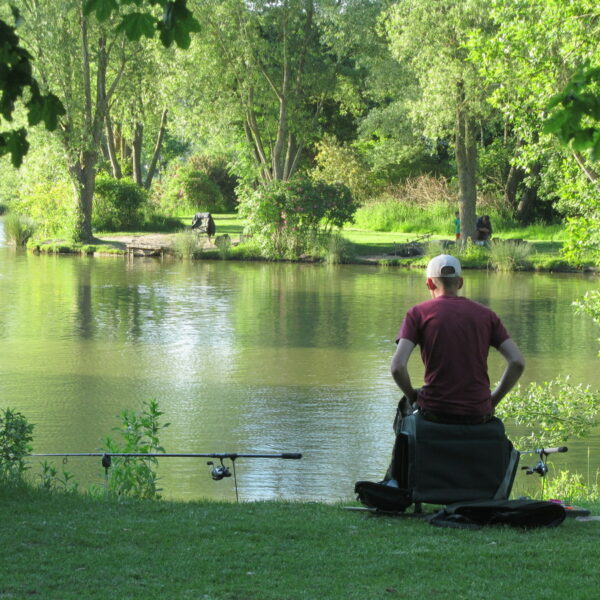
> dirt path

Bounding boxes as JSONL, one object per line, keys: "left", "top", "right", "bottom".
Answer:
{"left": 97, "top": 233, "right": 177, "bottom": 249}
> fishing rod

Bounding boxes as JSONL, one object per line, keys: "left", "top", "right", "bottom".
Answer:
{"left": 519, "top": 446, "right": 568, "bottom": 477}
{"left": 30, "top": 452, "right": 303, "bottom": 502}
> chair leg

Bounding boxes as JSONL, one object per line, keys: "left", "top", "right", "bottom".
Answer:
{"left": 414, "top": 502, "right": 423, "bottom": 514}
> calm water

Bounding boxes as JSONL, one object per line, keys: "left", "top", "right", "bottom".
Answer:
{"left": 1, "top": 219, "right": 599, "bottom": 501}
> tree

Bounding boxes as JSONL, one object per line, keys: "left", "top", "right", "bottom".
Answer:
{"left": 175, "top": 0, "right": 378, "bottom": 185}
{"left": 0, "top": 1, "right": 199, "bottom": 170}
{"left": 384, "top": 0, "right": 497, "bottom": 240}
{"left": 469, "top": 0, "right": 600, "bottom": 223}
{"left": 1, "top": 0, "right": 199, "bottom": 241}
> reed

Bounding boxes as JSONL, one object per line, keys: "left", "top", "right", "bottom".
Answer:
{"left": 489, "top": 239, "right": 533, "bottom": 271}
{"left": 3, "top": 213, "right": 36, "bottom": 246}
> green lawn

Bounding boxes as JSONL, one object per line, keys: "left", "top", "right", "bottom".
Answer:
{"left": 1, "top": 484, "right": 598, "bottom": 600}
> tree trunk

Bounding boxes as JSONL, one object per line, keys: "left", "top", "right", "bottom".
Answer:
{"left": 144, "top": 108, "right": 168, "bottom": 189}
{"left": 455, "top": 83, "right": 477, "bottom": 241}
{"left": 516, "top": 162, "right": 540, "bottom": 224}
{"left": 504, "top": 163, "right": 524, "bottom": 209}
{"left": 69, "top": 150, "right": 97, "bottom": 243}
{"left": 132, "top": 122, "right": 144, "bottom": 186}
{"left": 105, "top": 111, "right": 122, "bottom": 179}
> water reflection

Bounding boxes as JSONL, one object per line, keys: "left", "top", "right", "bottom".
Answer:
{"left": 0, "top": 241, "right": 598, "bottom": 501}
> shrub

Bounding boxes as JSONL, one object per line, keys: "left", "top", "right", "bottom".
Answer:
{"left": 101, "top": 399, "right": 169, "bottom": 500}
{"left": 0, "top": 408, "right": 34, "bottom": 482}
{"left": 324, "top": 233, "right": 356, "bottom": 264}
{"left": 238, "top": 177, "right": 358, "bottom": 259}
{"left": 173, "top": 229, "right": 202, "bottom": 259}
{"left": 541, "top": 469, "right": 600, "bottom": 503}
{"left": 215, "top": 233, "right": 232, "bottom": 259}
{"left": 311, "top": 135, "right": 381, "bottom": 202}
{"left": 160, "top": 164, "right": 227, "bottom": 215}
{"left": 188, "top": 155, "right": 238, "bottom": 211}
{"left": 93, "top": 175, "right": 149, "bottom": 231}
{"left": 454, "top": 239, "right": 489, "bottom": 267}
{"left": 3, "top": 213, "right": 36, "bottom": 245}
{"left": 9, "top": 180, "right": 74, "bottom": 239}
{"left": 496, "top": 376, "right": 600, "bottom": 449}
{"left": 489, "top": 240, "right": 533, "bottom": 271}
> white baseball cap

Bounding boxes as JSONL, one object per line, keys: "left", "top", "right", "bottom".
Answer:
{"left": 426, "top": 254, "right": 462, "bottom": 278}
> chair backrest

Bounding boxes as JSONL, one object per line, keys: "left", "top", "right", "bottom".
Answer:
{"left": 394, "top": 414, "right": 519, "bottom": 505}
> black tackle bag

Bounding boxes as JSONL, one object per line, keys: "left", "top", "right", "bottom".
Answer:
{"left": 354, "top": 481, "right": 412, "bottom": 513}
{"left": 428, "top": 498, "right": 567, "bottom": 530}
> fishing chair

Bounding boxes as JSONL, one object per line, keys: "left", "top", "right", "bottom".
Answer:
{"left": 355, "top": 413, "right": 519, "bottom": 513}
{"left": 392, "top": 413, "right": 519, "bottom": 512}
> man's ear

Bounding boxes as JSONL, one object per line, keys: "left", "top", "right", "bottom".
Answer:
{"left": 426, "top": 278, "right": 436, "bottom": 290}
{"left": 457, "top": 277, "right": 464, "bottom": 290}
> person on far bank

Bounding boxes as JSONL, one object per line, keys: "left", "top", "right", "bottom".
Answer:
{"left": 476, "top": 214, "right": 492, "bottom": 244}
{"left": 391, "top": 254, "right": 525, "bottom": 426}
{"left": 454, "top": 211, "right": 461, "bottom": 241}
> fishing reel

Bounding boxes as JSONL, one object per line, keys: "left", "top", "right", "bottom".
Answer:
{"left": 522, "top": 459, "right": 548, "bottom": 477}
{"left": 521, "top": 446, "right": 567, "bottom": 477}
{"left": 207, "top": 458, "right": 231, "bottom": 481}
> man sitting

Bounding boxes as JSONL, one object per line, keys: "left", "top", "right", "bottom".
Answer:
{"left": 391, "top": 254, "right": 524, "bottom": 426}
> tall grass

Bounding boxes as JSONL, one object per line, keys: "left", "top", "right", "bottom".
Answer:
{"left": 351, "top": 175, "right": 565, "bottom": 238}
{"left": 324, "top": 232, "right": 356, "bottom": 264}
{"left": 3, "top": 213, "right": 36, "bottom": 245}
{"left": 172, "top": 229, "right": 201, "bottom": 259}
{"left": 489, "top": 240, "right": 533, "bottom": 271}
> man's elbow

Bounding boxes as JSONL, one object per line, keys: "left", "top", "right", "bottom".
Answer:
{"left": 511, "top": 356, "right": 526, "bottom": 377}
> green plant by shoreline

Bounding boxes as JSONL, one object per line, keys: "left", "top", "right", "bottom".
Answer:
{"left": 13, "top": 210, "right": 599, "bottom": 272}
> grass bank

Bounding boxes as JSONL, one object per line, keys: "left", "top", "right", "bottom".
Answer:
{"left": 20, "top": 212, "right": 597, "bottom": 272}
{"left": 1, "top": 483, "right": 599, "bottom": 600}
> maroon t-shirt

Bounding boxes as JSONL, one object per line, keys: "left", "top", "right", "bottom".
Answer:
{"left": 396, "top": 295, "right": 510, "bottom": 416}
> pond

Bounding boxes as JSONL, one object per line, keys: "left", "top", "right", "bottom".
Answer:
{"left": 1, "top": 218, "right": 599, "bottom": 502}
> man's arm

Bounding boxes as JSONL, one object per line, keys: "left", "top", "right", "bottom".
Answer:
{"left": 391, "top": 338, "right": 418, "bottom": 403}
{"left": 491, "top": 338, "right": 525, "bottom": 407}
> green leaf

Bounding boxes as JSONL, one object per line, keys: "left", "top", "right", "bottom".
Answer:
{"left": 25, "top": 92, "right": 65, "bottom": 130}
{"left": 571, "top": 128, "right": 595, "bottom": 152}
{"left": 542, "top": 110, "right": 572, "bottom": 136}
{"left": 157, "top": 0, "right": 200, "bottom": 49}
{"left": 83, "top": 0, "right": 119, "bottom": 21}
{"left": 0, "top": 128, "right": 29, "bottom": 168}
{"left": 116, "top": 13, "right": 157, "bottom": 41}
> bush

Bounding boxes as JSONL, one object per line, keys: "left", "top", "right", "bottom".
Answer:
{"left": 188, "top": 155, "right": 238, "bottom": 211}
{"left": 496, "top": 376, "right": 600, "bottom": 449}
{"left": 489, "top": 240, "right": 533, "bottom": 271}
{"left": 238, "top": 177, "right": 358, "bottom": 259}
{"left": 101, "top": 399, "right": 169, "bottom": 500}
{"left": 3, "top": 213, "right": 36, "bottom": 245}
{"left": 160, "top": 164, "right": 227, "bottom": 215}
{"left": 172, "top": 229, "right": 202, "bottom": 259}
{"left": 0, "top": 408, "right": 34, "bottom": 482}
{"left": 323, "top": 233, "right": 356, "bottom": 264}
{"left": 311, "top": 135, "right": 381, "bottom": 202}
{"left": 93, "top": 176, "right": 149, "bottom": 231}
{"left": 9, "top": 180, "right": 75, "bottom": 239}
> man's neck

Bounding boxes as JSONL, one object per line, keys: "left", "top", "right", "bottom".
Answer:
{"left": 431, "top": 288, "right": 460, "bottom": 299}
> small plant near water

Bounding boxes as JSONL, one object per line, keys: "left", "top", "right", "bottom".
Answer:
{"left": 3, "top": 213, "right": 37, "bottom": 246}
{"left": 541, "top": 468, "right": 600, "bottom": 503}
{"left": 101, "top": 399, "right": 169, "bottom": 500}
{"left": 173, "top": 228, "right": 201, "bottom": 259}
{"left": 489, "top": 239, "right": 533, "bottom": 271}
{"left": 38, "top": 460, "right": 79, "bottom": 493}
{"left": 0, "top": 408, "right": 34, "bottom": 481}
{"left": 496, "top": 376, "right": 600, "bottom": 449}
{"left": 215, "top": 233, "right": 232, "bottom": 259}
{"left": 323, "top": 232, "right": 356, "bottom": 264}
